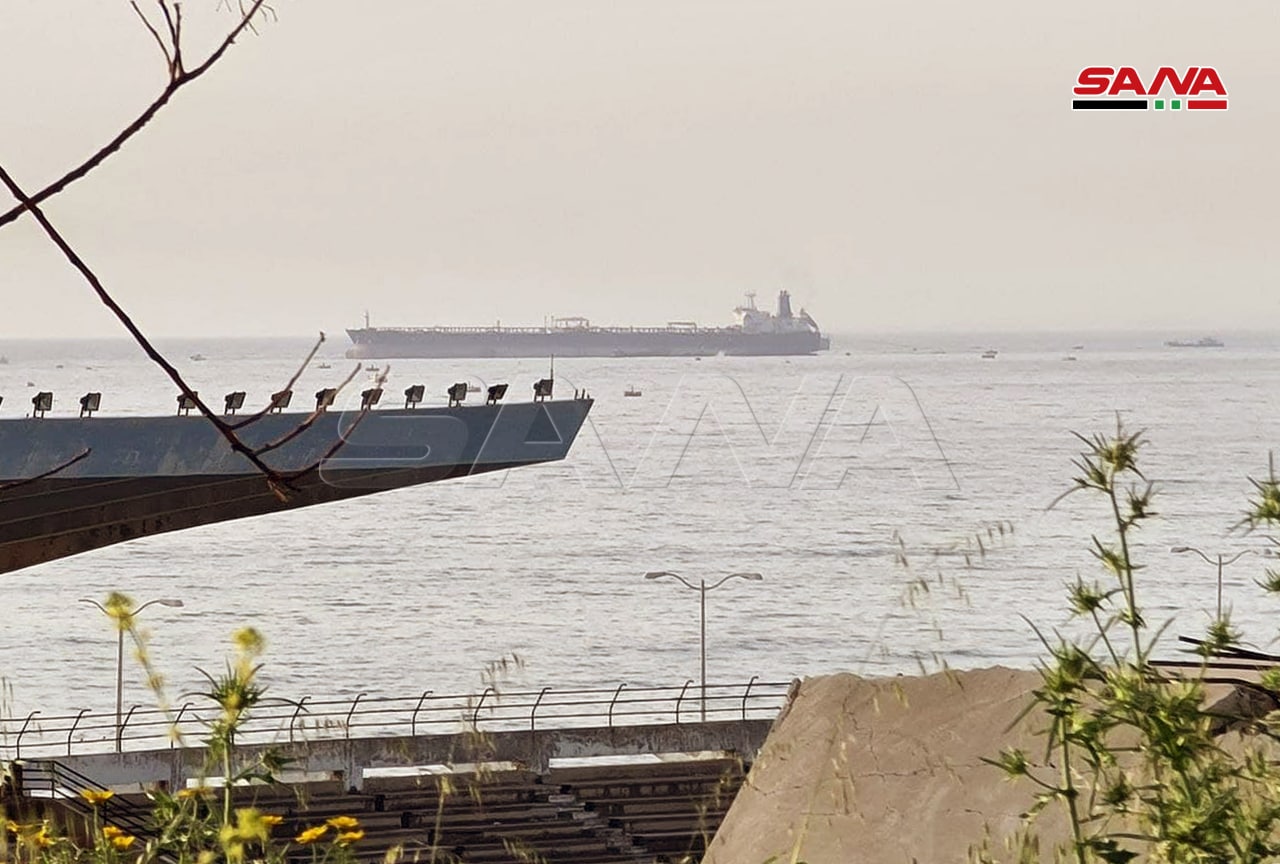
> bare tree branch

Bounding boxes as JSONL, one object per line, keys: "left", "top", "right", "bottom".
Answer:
{"left": 0, "top": 0, "right": 269, "bottom": 230}
{"left": 171, "top": 3, "right": 186, "bottom": 76}
{"left": 0, "top": 162, "right": 299, "bottom": 493}
{"left": 0, "top": 165, "right": 376, "bottom": 503}
{"left": 278, "top": 369, "right": 389, "bottom": 483}
{"left": 0, "top": 2, "right": 384, "bottom": 509}
{"left": 158, "top": 1, "right": 178, "bottom": 42}
{"left": 226, "top": 332, "right": 327, "bottom": 431}
{"left": 254, "top": 363, "right": 367, "bottom": 456}
{"left": 130, "top": 1, "right": 173, "bottom": 70}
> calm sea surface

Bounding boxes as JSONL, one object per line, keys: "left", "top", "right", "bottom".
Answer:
{"left": 3, "top": 331, "right": 1280, "bottom": 718}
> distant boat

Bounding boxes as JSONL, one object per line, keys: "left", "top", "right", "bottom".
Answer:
{"left": 466, "top": 384, "right": 480, "bottom": 393}
{"left": 1063, "top": 355, "right": 1078, "bottom": 362}
{"left": 364, "top": 364, "right": 379, "bottom": 371}
{"left": 317, "top": 362, "right": 332, "bottom": 370}
{"left": 981, "top": 349, "right": 998, "bottom": 359}
{"left": 190, "top": 353, "right": 207, "bottom": 362}
{"left": 1072, "top": 344, "right": 1084, "bottom": 350}
{"left": 1165, "top": 337, "right": 1224, "bottom": 348}
{"left": 624, "top": 387, "right": 642, "bottom": 397}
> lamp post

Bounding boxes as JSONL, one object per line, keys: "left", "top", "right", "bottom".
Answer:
{"left": 644, "top": 570, "right": 762, "bottom": 722}
{"left": 80, "top": 596, "right": 183, "bottom": 749}
{"left": 1170, "top": 546, "right": 1258, "bottom": 619}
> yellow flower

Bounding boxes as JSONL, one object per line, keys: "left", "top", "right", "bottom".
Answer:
{"left": 177, "top": 786, "right": 210, "bottom": 799}
{"left": 219, "top": 824, "right": 247, "bottom": 864}
{"left": 80, "top": 789, "right": 115, "bottom": 805}
{"left": 229, "top": 808, "right": 271, "bottom": 846}
{"left": 102, "top": 826, "right": 124, "bottom": 839}
{"left": 336, "top": 830, "right": 364, "bottom": 846}
{"left": 295, "top": 825, "right": 328, "bottom": 844}
{"left": 233, "top": 627, "right": 265, "bottom": 656}
{"left": 109, "top": 834, "right": 137, "bottom": 851}
{"left": 261, "top": 814, "right": 284, "bottom": 827}
{"left": 32, "top": 826, "right": 53, "bottom": 848}
{"left": 104, "top": 592, "right": 135, "bottom": 626}
{"left": 325, "top": 816, "right": 360, "bottom": 830}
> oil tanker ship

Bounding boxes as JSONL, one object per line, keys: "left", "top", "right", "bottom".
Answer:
{"left": 346, "top": 291, "right": 830, "bottom": 359}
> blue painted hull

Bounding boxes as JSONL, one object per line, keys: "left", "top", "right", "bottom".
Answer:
{"left": 0, "top": 398, "right": 592, "bottom": 574}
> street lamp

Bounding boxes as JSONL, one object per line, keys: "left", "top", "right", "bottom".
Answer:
{"left": 80, "top": 596, "right": 184, "bottom": 750}
{"left": 644, "top": 570, "right": 762, "bottom": 722}
{"left": 1170, "top": 546, "right": 1258, "bottom": 619}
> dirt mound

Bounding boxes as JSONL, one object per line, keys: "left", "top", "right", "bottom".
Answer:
{"left": 705, "top": 667, "right": 1064, "bottom": 863}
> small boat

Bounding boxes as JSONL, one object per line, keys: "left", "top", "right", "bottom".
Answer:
{"left": 1063, "top": 355, "right": 1078, "bottom": 362}
{"left": 190, "top": 353, "right": 207, "bottom": 362}
{"left": 317, "top": 362, "right": 332, "bottom": 370}
{"left": 624, "top": 387, "right": 642, "bottom": 397}
{"left": 980, "top": 349, "right": 998, "bottom": 359}
{"left": 466, "top": 384, "right": 480, "bottom": 393}
{"left": 364, "top": 364, "right": 379, "bottom": 371}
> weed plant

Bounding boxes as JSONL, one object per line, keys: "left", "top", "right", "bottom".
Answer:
{"left": 975, "top": 424, "right": 1280, "bottom": 863}
{"left": 1, "top": 614, "right": 366, "bottom": 864}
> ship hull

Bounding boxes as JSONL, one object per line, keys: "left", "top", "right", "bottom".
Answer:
{"left": 0, "top": 399, "right": 592, "bottom": 575}
{"left": 345, "top": 328, "right": 829, "bottom": 359}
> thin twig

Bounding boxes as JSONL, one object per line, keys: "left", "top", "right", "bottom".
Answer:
{"left": 172, "top": 3, "right": 185, "bottom": 75}
{"left": 255, "top": 363, "right": 364, "bottom": 455}
{"left": 280, "top": 370, "right": 389, "bottom": 483}
{"left": 226, "top": 332, "right": 326, "bottom": 431}
{"left": 157, "top": 1, "right": 180, "bottom": 70}
{"left": 130, "top": 1, "right": 172, "bottom": 70}
{"left": 0, "top": 0, "right": 269, "bottom": 230}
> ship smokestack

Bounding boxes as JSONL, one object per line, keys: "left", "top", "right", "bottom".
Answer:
{"left": 777, "top": 290, "right": 793, "bottom": 319}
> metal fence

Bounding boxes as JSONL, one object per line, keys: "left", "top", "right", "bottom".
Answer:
{"left": 0, "top": 678, "right": 793, "bottom": 759}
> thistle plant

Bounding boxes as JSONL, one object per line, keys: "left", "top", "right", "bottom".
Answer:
{"left": 976, "top": 423, "right": 1280, "bottom": 863}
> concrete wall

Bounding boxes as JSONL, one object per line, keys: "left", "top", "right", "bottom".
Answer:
{"left": 704, "top": 668, "right": 1063, "bottom": 864}
{"left": 17, "top": 719, "right": 773, "bottom": 793}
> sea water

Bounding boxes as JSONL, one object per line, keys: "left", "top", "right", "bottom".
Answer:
{"left": 1, "top": 331, "right": 1279, "bottom": 720}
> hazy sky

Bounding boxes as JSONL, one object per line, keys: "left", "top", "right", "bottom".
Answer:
{"left": 1, "top": 1, "right": 1277, "bottom": 338}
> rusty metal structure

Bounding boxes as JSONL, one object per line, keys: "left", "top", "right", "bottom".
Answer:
{"left": 0, "top": 393, "right": 593, "bottom": 575}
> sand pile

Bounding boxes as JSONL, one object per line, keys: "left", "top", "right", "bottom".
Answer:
{"left": 704, "top": 667, "right": 1067, "bottom": 863}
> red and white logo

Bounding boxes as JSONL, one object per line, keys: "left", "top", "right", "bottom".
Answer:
{"left": 1072, "top": 66, "right": 1227, "bottom": 111}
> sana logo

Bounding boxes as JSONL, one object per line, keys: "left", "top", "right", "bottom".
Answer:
{"left": 1072, "top": 66, "right": 1227, "bottom": 111}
